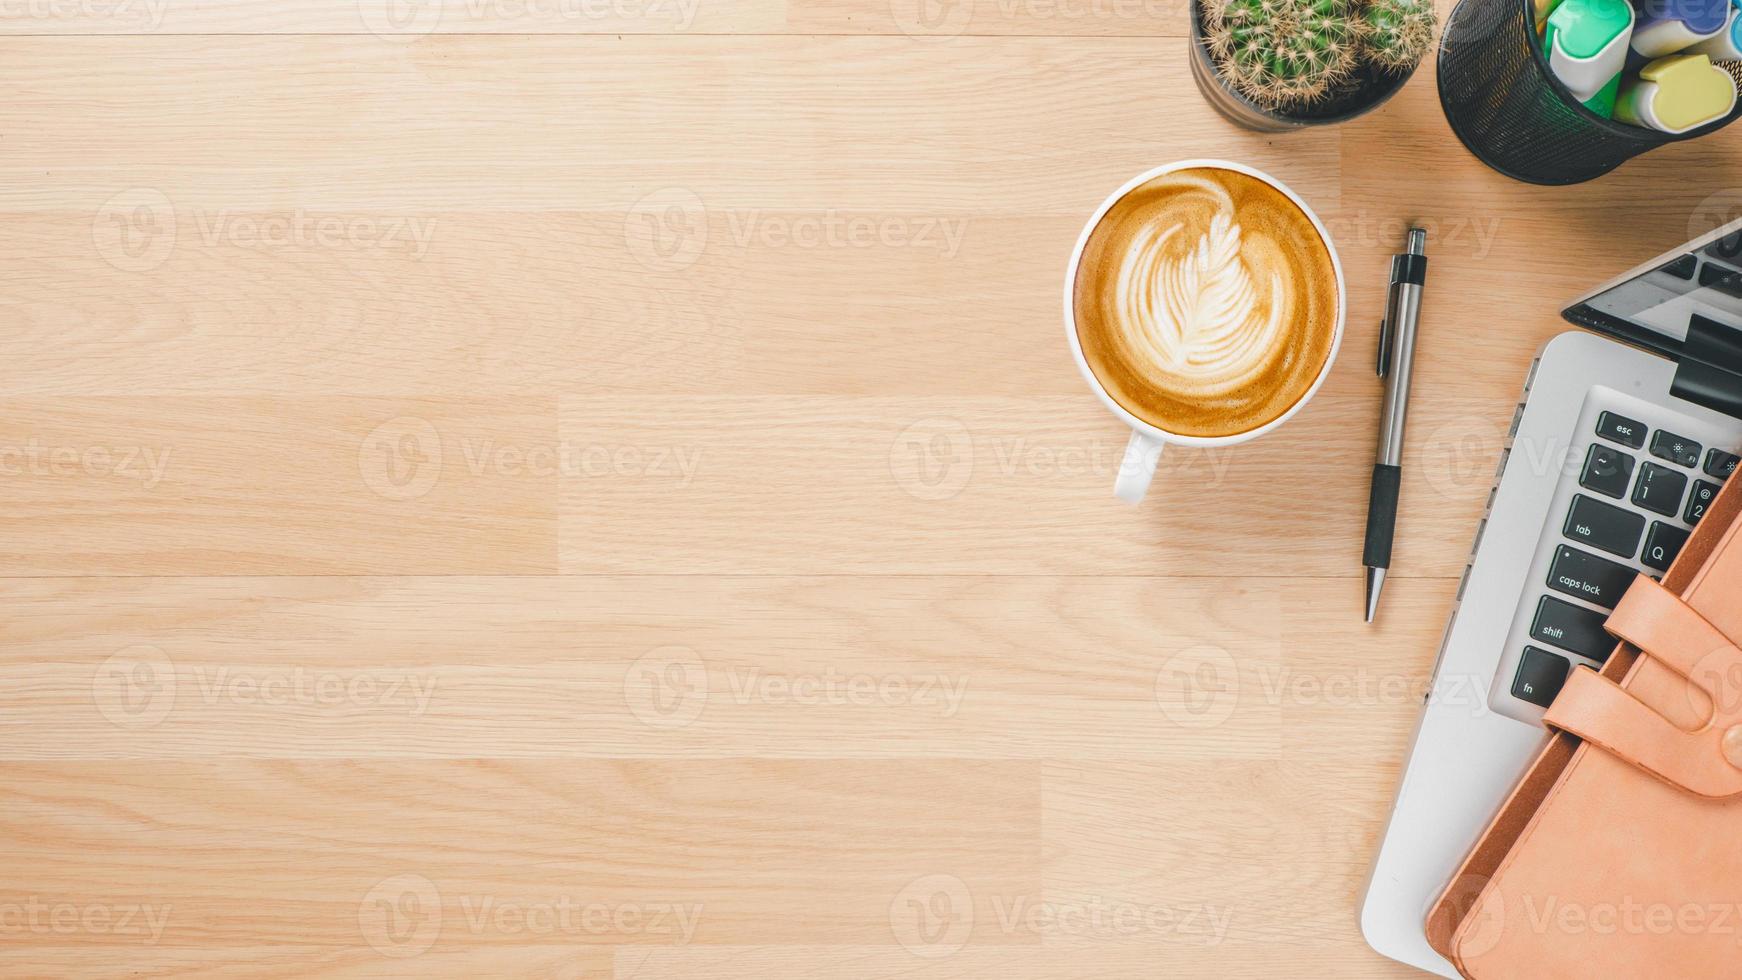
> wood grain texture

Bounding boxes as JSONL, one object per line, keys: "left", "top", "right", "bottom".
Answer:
{"left": 6, "top": 2, "right": 1735, "bottom": 974}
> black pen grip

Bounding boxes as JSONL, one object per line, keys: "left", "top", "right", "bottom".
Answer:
{"left": 1362, "top": 463, "right": 1402, "bottom": 569}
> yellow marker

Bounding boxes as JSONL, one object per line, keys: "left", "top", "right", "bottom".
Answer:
{"left": 1615, "top": 53, "right": 1738, "bottom": 133}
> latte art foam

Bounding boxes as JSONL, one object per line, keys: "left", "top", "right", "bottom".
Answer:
{"left": 1074, "top": 168, "right": 1339, "bottom": 439}
{"left": 1115, "top": 208, "right": 1286, "bottom": 396}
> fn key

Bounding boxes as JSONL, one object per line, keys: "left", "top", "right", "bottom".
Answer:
{"left": 1512, "top": 646, "right": 1571, "bottom": 708}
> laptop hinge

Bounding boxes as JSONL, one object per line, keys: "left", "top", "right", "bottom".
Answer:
{"left": 1671, "top": 315, "right": 1742, "bottom": 421}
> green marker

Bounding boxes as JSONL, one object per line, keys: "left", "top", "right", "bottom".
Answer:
{"left": 1543, "top": 0, "right": 1634, "bottom": 103}
{"left": 1584, "top": 72, "right": 1622, "bottom": 117}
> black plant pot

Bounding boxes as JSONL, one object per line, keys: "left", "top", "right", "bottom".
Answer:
{"left": 1188, "top": 0, "right": 1418, "bottom": 132}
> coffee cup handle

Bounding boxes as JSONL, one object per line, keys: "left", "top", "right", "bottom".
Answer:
{"left": 1115, "top": 431, "right": 1164, "bottom": 504}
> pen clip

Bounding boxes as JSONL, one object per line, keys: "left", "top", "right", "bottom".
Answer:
{"left": 1377, "top": 256, "right": 1403, "bottom": 377}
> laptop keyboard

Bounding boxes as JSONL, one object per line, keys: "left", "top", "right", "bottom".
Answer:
{"left": 1503, "top": 408, "right": 1735, "bottom": 711}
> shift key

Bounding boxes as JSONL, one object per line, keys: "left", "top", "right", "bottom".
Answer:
{"left": 1564, "top": 494, "right": 1646, "bottom": 559}
{"left": 1531, "top": 596, "right": 1616, "bottom": 662}
{"left": 1546, "top": 545, "right": 1637, "bottom": 608}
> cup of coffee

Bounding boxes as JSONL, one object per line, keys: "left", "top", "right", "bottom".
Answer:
{"left": 1064, "top": 160, "right": 1345, "bottom": 503}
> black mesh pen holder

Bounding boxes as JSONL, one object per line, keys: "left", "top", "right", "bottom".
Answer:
{"left": 1438, "top": 0, "right": 1742, "bottom": 184}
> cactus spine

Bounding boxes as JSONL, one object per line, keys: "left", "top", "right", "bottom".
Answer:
{"left": 1360, "top": 0, "right": 1436, "bottom": 71}
{"left": 1206, "top": 0, "right": 1359, "bottom": 108}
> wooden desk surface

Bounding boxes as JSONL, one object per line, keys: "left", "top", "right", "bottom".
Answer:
{"left": 4, "top": 3, "right": 1740, "bottom": 975}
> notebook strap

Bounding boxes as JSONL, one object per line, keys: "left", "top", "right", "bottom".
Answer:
{"left": 1606, "top": 574, "right": 1742, "bottom": 688}
{"left": 1543, "top": 576, "right": 1742, "bottom": 799}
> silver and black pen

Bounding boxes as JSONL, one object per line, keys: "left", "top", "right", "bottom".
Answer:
{"left": 1364, "top": 227, "right": 1428, "bottom": 623}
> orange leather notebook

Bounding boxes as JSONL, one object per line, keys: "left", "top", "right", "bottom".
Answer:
{"left": 1426, "top": 474, "right": 1742, "bottom": 978}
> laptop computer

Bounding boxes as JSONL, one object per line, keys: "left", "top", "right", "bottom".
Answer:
{"left": 1361, "top": 220, "right": 1742, "bottom": 976}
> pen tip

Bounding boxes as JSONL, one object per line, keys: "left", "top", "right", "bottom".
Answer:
{"left": 1364, "top": 567, "right": 1386, "bottom": 624}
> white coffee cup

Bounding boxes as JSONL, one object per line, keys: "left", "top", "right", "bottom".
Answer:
{"left": 1063, "top": 159, "right": 1346, "bottom": 504}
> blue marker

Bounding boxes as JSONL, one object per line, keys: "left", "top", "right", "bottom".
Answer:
{"left": 1631, "top": 0, "right": 1730, "bottom": 58}
{"left": 1688, "top": 5, "right": 1742, "bottom": 60}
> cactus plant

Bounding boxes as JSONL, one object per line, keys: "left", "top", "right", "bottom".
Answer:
{"left": 1204, "top": 0, "right": 1360, "bottom": 109}
{"left": 1200, "top": 0, "right": 1437, "bottom": 114}
{"left": 1360, "top": 0, "right": 1436, "bottom": 72}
